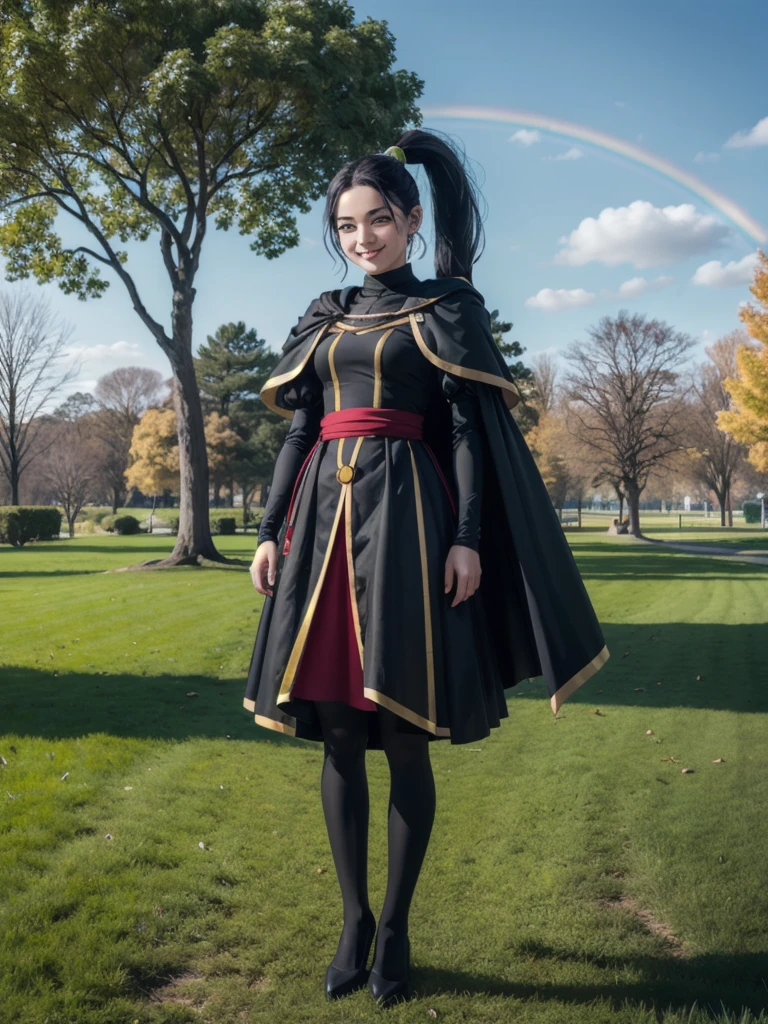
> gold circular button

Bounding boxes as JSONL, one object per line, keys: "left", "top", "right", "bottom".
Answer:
{"left": 336, "top": 464, "right": 355, "bottom": 484}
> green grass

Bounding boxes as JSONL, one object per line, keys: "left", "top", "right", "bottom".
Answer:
{"left": 1, "top": 533, "right": 767, "bottom": 1023}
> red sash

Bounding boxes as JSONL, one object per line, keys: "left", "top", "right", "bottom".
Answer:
{"left": 281, "top": 407, "right": 456, "bottom": 555}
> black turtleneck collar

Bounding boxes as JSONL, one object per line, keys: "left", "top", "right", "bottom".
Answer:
{"left": 360, "top": 261, "right": 420, "bottom": 297}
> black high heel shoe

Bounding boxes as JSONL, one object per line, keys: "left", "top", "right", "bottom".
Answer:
{"left": 324, "top": 913, "right": 376, "bottom": 1000}
{"left": 367, "top": 935, "right": 411, "bottom": 1007}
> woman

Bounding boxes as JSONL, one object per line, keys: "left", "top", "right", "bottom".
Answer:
{"left": 244, "top": 129, "right": 608, "bottom": 1006}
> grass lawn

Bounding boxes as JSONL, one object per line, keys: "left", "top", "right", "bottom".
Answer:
{"left": 1, "top": 532, "right": 767, "bottom": 1023}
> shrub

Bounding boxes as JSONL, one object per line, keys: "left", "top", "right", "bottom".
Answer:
{"left": 113, "top": 515, "right": 141, "bottom": 535}
{"left": 101, "top": 515, "right": 116, "bottom": 532}
{"left": 0, "top": 506, "right": 62, "bottom": 546}
{"left": 215, "top": 517, "right": 236, "bottom": 535}
{"left": 743, "top": 500, "right": 763, "bottom": 525}
{"left": 92, "top": 509, "right": 111, "bottom": 524}
{"left": 168, "top": 516, "right": 180, "bottom": 535}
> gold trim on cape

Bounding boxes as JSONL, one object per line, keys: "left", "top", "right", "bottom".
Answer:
{"left": 550, "top": 644, "right": 610, "bottom": 715}
{"left": 409, "top": 312, "right": 521, "bottom": 411}
{"left": 259, "top": 322, "right": 332, "bottom": 420}
{"left": 408, "top": 440, "right": 437, "bottom": 725}
{"left": 363, "top": 687, "right": 451, "bottom": 737}
{"left": 255, "top": 713, "right": 296, "bottom": 736}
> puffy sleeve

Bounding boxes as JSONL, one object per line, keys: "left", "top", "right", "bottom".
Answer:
{"left": 441, "top": 372, "right": 484, "bottom": 551}
{"left": 257, "top": 365, "right": 323, "bottom": 546}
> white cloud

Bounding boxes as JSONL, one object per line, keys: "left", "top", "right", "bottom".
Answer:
{"left": 509, "top": 129, "right": 542, "bottom": 147}
{"left": 553, "top": 147, "right": 584, "bottom": 162}
{"left": 554, "top": 200, "right": 732, "bottom": 269}
{"left": 65, "top": 340, "right": 143, "bottom": 361}
{"left": 300, "top": 236, "right": 320, "bottom": 249}
{"left": 614, "top": 101, "right": 627, "bottom": 109}
{"left": 614, "top": 275, "right": 674, "bottom": 297}
{"left": 691, "top": 252, "right": 759, "bottom": 288}
{"left": 724, "top": 116, "right": 768, "bottom": 149}
{"left": 694, "top": 151, "right": 720, "bottom": 163}
{"left": 524, "top": 288, "right": 596, "bottom": 312}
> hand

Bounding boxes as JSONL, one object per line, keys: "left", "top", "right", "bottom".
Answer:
{"left": 444, "top": 544, "right": 482, "bottom": 607}
{"left": 251, "top": 540, "right": 278, "bottom": 597}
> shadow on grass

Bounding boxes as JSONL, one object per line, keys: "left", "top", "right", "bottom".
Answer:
{"left": 0, "top": 668, "right": 304, "bottom": 746}
{"left": 417, "top": 948, "right": 768, "bottom": 1017}
{"left": 2, "top": 619, "right": 767, "bottom": 742}
{"left": 572, "top": 546, "right": 766, "bottom": 581}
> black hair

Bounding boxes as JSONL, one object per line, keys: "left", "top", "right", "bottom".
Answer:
{"left": 321, "top": 127, "right": 486, "bottom": 282}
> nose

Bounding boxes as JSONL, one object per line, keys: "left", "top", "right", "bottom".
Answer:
{"left": 357, "top": 225, "right": 376, "bottom": 249}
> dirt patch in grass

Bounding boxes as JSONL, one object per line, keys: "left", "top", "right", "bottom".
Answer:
{"left": 147, "top": 970, "right": 206, "bottom": 1006}
{"left": 599, "top": 895, "right": 691, "bottom": 958}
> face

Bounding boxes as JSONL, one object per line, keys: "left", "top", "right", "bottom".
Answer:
{"left": 335, "top": 184, "right": 422, "bottom": 275}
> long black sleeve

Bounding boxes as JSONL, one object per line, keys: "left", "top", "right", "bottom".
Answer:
{"left": 442, "top": 373, "right": 484, "bottom": 551}
{"left": 258, "top": 375, "right": 323, "bottom": 546}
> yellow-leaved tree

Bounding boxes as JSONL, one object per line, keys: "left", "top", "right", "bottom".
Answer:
{"left": 126, "top": 409, "right": 238, "bottom": 498}
{"left": 718, "top": 250, "right": 768, "bottom": 472}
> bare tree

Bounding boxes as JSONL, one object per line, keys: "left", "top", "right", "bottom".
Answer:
{"left": 531, "top": 353, "right": 559, "bottom": 416}
{"left": 687, "top": 331, "right": 748, "bottom": 526}
{"left": 0, "top": 291, "right": 77, "bottom": 504}
{"left": 93, "top": 367, "right": 166, "bottom": 512}
{"left": 563, "top": 310, "right": 695, "bottom": 536}
{"left": 41, "top": 420, "right": 101, "bottom": 537}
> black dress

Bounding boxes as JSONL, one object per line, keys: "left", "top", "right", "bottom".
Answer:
{"left": 243, "top": 263, "right": 609, "bottom": 748}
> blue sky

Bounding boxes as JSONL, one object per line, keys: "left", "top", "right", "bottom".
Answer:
{"left": 14, "top": 0, "right": 767, "bottom": 400}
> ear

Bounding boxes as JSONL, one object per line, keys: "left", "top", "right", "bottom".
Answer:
{"left": 409, "top": 204, "right": 424, "bottom": 234}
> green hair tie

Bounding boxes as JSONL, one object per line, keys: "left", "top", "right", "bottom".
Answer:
{"left": 384, "top": 145, "right": 407, "bottom": 164}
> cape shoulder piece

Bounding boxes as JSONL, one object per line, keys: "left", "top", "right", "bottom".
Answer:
{"left": 258, "top": 277, "right": 522, "bottom": 419}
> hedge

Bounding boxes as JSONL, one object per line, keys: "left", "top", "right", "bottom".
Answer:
{"left": 742, "top": 500, "right": 764, "bottom": 525}
{"left": 0, "top": 506, "right": 62, "bottom": 546}
{"left": 113, "top": 515, "right": 141, "bottom": 535}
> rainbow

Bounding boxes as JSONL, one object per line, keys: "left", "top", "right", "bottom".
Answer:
{"left": 422, "top": 105, "right": 766, "bottom": 245}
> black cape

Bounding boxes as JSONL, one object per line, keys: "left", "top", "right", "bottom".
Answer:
{"left": 256, "top": 275, "right": 609, "bottom": 716}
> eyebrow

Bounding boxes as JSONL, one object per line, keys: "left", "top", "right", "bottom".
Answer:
{"left": 336, "top": 206, "right": 390, "bottom": 222}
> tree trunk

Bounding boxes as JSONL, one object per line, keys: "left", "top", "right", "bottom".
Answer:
{"left": 625, "top": 480, "right": 642, "bottom": 537}
{"left": 617, "top": 492, "right": 624, "bottom": 522}
{"left": 715, "top": 486, "right": 727, "bottom": 527}
{"left": 112, "top": 486, "right": 120, "bottom": 515}
{"left": 727, "top": 489, "right": 733, "bottom": 528}
{"left": 11, "top": 462, "right": 20, "bottom": 505}
{"left": 68, "top": 514, "right": 75, "bottom": 538}
{"left": 140, "top": 317, "right": 232, "bottom": 567}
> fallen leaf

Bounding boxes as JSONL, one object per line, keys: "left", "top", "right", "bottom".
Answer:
{"left": 646, "top": 729, "right": 654, "bottom": 735}
{"left": 186, "top": 691, "right": 199, "bottom": 697}
{"left": 6, "top": 791, "right": 14, "bottom": 800}
{"left": 428, "top": 1010, "right": 438, "bottom": 1019}
{"left": 696, "top": 675, "right": 703, "bottom": 681}
{"left": 596, "top": 689, "right": 603, "bottom": 694}
{"left": 124, "top": 786, "right": 133, "bottom": 791}
{"left": 0, "top": 755, "right": 7, "bottom": 767}
{"left": 60, "top": 771, "right": 69, "bottom": 781}
{"left": 594, "top": 709, "right": 603, "bottom": 716}
{"left": 199, "top": 841, "right": 207, "bottom": 851}
{"left": 105, "top": 833, "right": 113, "bottom": 840}
{"left": 681, "top": 768, "right": 694, "bottom": 774}
{"left": 622, "top": 650, "right": 630, "bottom": 658}
{"left": 316, "top": 867, "right": 326, "bottom": 875}
{"left": 712, "top": 758, "right": 725, "bottom": 764}
{"left": 9, "top": 746, "right": 16, "bottom": 754}
{"left": 633, "top": 687, "right": 645, "bottom": 692}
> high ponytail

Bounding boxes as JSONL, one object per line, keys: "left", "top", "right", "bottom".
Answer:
{"left": 322, "top": 127, "right": 486, "bottom": 282}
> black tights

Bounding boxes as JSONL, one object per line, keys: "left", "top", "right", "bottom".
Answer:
{"left": 314, "top": 700, "right": 436, "bottom": 977}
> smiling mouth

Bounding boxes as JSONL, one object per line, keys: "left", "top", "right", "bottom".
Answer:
{"left": 357, "top": 248, "right": 383, "bottom": 258}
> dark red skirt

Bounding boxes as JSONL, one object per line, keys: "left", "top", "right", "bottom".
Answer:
{"left": 289, "top": 502, "right": 376, "bottom": 712}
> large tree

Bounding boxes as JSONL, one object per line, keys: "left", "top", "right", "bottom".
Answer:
{"left": 0, "top": 0, "right": 422, "bottom": 565}
{"left": 563, "top": 310, "right": 695, "bottom": 536}
{"left": 194, "top": 320, "right": 275, "bottom": 505}
{"left": 0, "top": 289, "right": 77, "bottom": 504}
{"left": 718, "top": 250, "right": 768, "bottom": 474}
{"left": 686, "top": 332, "right": 747, "bottom": 526}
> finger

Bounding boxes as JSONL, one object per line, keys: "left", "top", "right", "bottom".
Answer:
{"left": 451, "top": 575, "right": 469, "bottom": 607}
{"left": 267, "top": 551, "right": 276, "bottom": 586}
{"left": 444, "top": 560, "right": 454, "bottom": 594}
